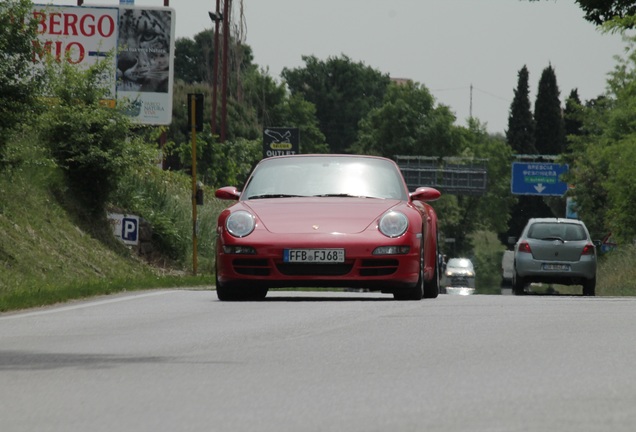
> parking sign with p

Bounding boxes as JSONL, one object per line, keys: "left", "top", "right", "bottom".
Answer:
{"left": 107, "top": 213, "right": 140, "bottom": 246}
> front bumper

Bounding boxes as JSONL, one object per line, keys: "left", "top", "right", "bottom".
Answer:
{"left": 216, "top": 232, "right": 424, "bottom": 289}
{"left": 515, "top": 254, "right": 596, "bottom": 283}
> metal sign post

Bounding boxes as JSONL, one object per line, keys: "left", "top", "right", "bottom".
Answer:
{"left": 188, "top": 94, "right": 204, "bottom": 275}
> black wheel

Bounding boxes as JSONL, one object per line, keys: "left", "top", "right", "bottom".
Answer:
{"left": 248, "top": 287, "right": 269, "bottom": 300}
{"left": 216, "top": 264, "right": 268, "bottom": 301}
{"left": 394, "top": 241, "right": 425, "bottom": 301}
{"left": 215, "top": 270, "right": 238, "bottom": 301}
{"left": 512, "top": 270, "right": 526, "bottom": 296}
{"left": 423, "top": 244, "right": 439, "bottom": 299}
{"left": 583, "top": 277, "right": 596, "bottom": 296}
{"left": 215, "top": 259, "right": 246, "bottom": 301}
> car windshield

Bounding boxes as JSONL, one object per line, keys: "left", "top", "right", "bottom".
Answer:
{"left": 527, "top": 222, "right": 587, "bottom": 241}
{"left": 242, "top": 156, "right": 408, "bottom": 200}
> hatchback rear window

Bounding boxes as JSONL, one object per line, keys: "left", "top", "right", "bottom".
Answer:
{"left": 528, "top": 223, "right": 586, "bottom": 241}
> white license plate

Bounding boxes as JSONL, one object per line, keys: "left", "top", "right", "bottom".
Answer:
{"left": 542, "top": 263, "right": 570, "bottom": 271}
{"left": 283, "top": 249, "right": 345, "bottom": 263}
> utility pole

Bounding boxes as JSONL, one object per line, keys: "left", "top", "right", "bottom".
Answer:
{"left": 469, "top": 83, "right": 473, "bottom": 119}
{"left": 210, "top": 0, "right": 222, "bottom": 136}
{"left": 220, "top": 0, "right": 231, "bottom": 143}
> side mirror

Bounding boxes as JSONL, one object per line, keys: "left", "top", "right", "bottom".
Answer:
{"left": 410, "top": 187, "right": 441, "bottom": 202}
{"left": 215, "top": 186, "right": 241, "bottom": 201}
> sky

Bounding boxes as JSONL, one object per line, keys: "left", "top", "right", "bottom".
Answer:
{"left": 47, "top": 0, "right": 628, "bottom": 135}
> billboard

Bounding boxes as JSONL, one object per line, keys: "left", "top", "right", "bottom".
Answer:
{"left": 31, "top": 5, "right": 119, "bottom": 101}
{"left": 31, "top": 4, "right": 175, "bottom": 125}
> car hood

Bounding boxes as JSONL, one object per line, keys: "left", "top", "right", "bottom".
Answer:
{"left": 242, "top": 198, "right": 403, "bottom": 234}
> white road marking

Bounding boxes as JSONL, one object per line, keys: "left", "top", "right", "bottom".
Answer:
{"left": 0, "top": 290, "right": 181, "bottom": 320}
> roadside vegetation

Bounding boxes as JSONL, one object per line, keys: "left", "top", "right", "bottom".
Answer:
{"left": 2, "top": 0, "right": 636, "bottom": 312}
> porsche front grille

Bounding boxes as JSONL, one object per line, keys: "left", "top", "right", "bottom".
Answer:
{"left": 232, "top": 258, "right": 270, "bottom": 276}
{"left": 275, "top": 259, "right": 399, "bottom": 277}
{"left": 276, "top": 263, "right": 352, "bottom": 276}
{"left": 359, "top": 259, "right": 398, "bottom": 276}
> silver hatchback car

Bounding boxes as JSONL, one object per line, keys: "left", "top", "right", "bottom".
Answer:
{"left": 513, "top": 218, "right": 597, "bottom": 296}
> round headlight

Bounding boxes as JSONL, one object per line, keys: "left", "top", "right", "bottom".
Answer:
{"left": 226, "top": 211, "right": 255, "bottom": 237}
{"left": 378, "top": 211, "right": 408, "bottom": 238}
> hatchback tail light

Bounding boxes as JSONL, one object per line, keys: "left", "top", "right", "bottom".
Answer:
{"left": 517, "top": 242, "right": 532, "bottom": 254}
{"left": 581, "top": 243, "right": 595, "bottom": 255}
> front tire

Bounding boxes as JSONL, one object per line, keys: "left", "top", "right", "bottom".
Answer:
{"left": 216, "top": 261, "right": 268, "bottom": 301}
{"left": 394, "top": 241, "right": 425, "bottom": 301}
{"left": 215, "top": 270, "right": 238, "bottom": 301}
{"left": 216, "top": 279, "right": 268, "bottom": 301}
{"left": 423, "top": 244, "right": 440, "bottom": 299}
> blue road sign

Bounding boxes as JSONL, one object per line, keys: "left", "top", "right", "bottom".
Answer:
{"left": 511, "top": 162, "right": 568, "bottom": 196}
{"left": 121, "top": 217, "right": 139, "bottom": 243}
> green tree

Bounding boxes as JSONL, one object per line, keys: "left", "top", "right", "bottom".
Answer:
{"left": 282, "top": 94, "right": 329, "bottom": 154}
{"left": 0, "top": 0, "right": 43, "bottom": 158}
{"left": 504, "top": 67, "right": 557, "bottom": 244}
{"left": 167, "top": 75, "right": 327, "bottom": 188}
{"left": 534, "top": 64, "right": 566, "bottom": 155}
{"left": 166, "top": 81, "right": 261, "bottom": 186}
{"left": 351, "top": 80, "right": 460, "bottom": 157}
{"left": 241, "top": 68, "right": 328, "bottom": 153}
{"left": 174, "top": 30, "right": 255, "bottom": 86}
{"left": 564, "top": 88, "right": 584, "bottom": 145}
{"left": 174, "top": 37, "right": 208, "bottom": 84}
{"left": 566, "top": 36, "right": 636, "bottom": 242}
{"left": 563, "top": 96, "right": 612, "bottom": 239}
{"left": 282, "top": 55, "right": 391, "bottom": 153}
{"left": 529, "top": 0, "right": 636, "bottom": 28}
{"left": 506, "top": 65, "right": 536, "bottom": 154}
{"left": 38, "top": 58, "right": 156, "bottom": 216}
{"left": 439, "top": 120, "right": 515, "bottom": 254}
{"left": 464, "top": 120, "right": 516, "bottom": 235}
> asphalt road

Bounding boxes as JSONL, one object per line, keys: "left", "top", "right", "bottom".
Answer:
{"left": 1, "top": 290, "right": 636, "bottom": 432}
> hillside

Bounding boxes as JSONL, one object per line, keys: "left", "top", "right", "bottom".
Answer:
{"left": 0, "top": 163, "right": 215, "bottom": 312}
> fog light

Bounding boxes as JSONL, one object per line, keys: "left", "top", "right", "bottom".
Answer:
{"left": 372, "top": 246, "right": 410, "bottom": 255}
{"left": 223, "top": 245, "right": 256, "bottom": 254}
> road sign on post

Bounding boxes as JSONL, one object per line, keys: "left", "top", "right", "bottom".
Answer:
{"left": 189, "top": 93, "right": 203, "bottom": 275}
{"left": 263, "top": 127, "right": 299, "bottom": 158}
{"left": 107, "top": 213, "right": 139, "bottom": 246}
{"left": 511, "top": 162, "right": 568, "bottom": 196}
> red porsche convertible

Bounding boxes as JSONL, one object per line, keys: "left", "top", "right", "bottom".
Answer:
{"left": 214, "top": 154, "right": 441, "bottom": 301}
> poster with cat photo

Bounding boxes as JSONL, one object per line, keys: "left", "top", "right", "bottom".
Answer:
{"left": 116, "top": 7, "right": 175, "bottom": 125}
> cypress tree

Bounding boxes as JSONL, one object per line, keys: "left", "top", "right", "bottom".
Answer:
{"left": 506, "top": 65, "right": 536, "bottom": 154}
{"left": 534, "top": 65, "right": 566, "bottom": 155}
{"left": 501, "top": 66, "right": 555, "bottom": 247}
{"left": 563, "top": 89, "right": 584, "bottom": 152}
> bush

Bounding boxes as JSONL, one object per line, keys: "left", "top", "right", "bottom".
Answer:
{"left": 37, "top": 57, "right": 157, "bottom": 216}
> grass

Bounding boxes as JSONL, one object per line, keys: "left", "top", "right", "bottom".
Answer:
{"left": 1, "top": 137, "right": 635, "bottom": 312}
{"left": 0, "top": 134, "right": 226, "bottom": 312}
